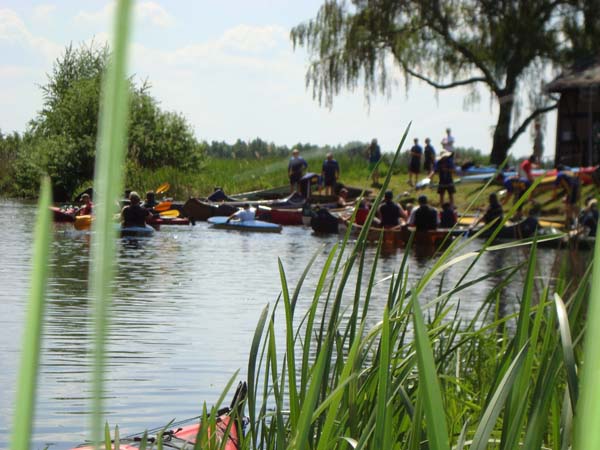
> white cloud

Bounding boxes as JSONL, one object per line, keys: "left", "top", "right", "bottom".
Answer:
{"left": 32, "top": 4, "right": 57, "bottom": 22}
{"left": 75, "top": 1, "right": 174, "bottom": 29}
{"left": 219, "top": 24, "right": 287, "bottom": 53}
{"left": 0, "top": 8, "right": 61, "bottom": 61}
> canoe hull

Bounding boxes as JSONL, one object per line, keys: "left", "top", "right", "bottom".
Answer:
{"left": 120, "top": 225, "right": 155, "bottom": 237}
{"left": 208, "top": 216, "right": 282, "bottom": 233}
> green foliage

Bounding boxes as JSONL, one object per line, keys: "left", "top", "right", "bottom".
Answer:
{"left": 10, "top": 42, "right": 203, "bottom": 200}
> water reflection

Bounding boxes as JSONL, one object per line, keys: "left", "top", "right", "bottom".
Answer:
{"left": 0, "top": 201, "right": 592, "bottom": 449}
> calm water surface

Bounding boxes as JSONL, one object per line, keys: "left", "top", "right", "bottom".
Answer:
{"left": 0, "top": 199, "right": 581, "bottom": 449}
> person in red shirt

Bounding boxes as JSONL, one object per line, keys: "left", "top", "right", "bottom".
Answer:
{"left": 519, "top": 154, "right": 538, "bottom": 182}
{"left": 77, "top": 193, "right": 93, "bottom": 216}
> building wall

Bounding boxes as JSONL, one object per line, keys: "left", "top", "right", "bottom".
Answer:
{"left": 554, "top": 87, "right": 600, "bottom": 167}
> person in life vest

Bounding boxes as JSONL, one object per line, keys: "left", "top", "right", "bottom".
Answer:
{"left": 408, "top": 195, "right": 439, "bottom": 231}
{"left": 77, "top": 193, "right": 93, "bottom": 216}
{"left": 377, "top": 190, "right": 407, "bottom": 229}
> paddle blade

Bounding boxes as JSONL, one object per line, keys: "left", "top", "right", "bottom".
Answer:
{"left": 74, "top": 215, "right": 93, "bottom": 230}
{"left": 159, "top": 209, "right": 179, "bottom": 218}
{"left": 154, "top": 201, "right": 172, "bottom": 212}
{"left": 156, "top": 182, "right": 170, "bottom": 194}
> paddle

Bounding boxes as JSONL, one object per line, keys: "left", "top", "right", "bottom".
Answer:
{"left": 156, "top": 182, "right": 170, "bottom": 195}
{"left": 154, "top": 201, "right": 172, "bottom": 212}
{"left": 159, "top": 209, "right": 180, "bottom": 218}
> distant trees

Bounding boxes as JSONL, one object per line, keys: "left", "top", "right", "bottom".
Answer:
{"left": 291, "top": 0, "right": 600, "bottom": 165}
{"left": 12, "top": 43, "right": 204, "bottom": 200}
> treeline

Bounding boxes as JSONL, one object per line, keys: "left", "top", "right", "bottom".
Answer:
{"left": 0, "top": 43, "right": 203, "bottom": 201}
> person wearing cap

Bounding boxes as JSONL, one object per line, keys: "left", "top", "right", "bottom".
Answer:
{"left": 377, "top": 190, "right": 406, "bottom": 229}
{"left": 321, "top": 152, "right": 340, "bottom": 196}
{"left": 77, "top": 193, "right": 93, "bottom": 216}
{"left": 366, "top": 138, "right": 381, "bottom": 186}
{"left": 553, "top": 165, "right": 580, "bottom": 228}
{"left": 431, "top": 149, "right": 456, "bottom": 207}
{"left": 288, "top": 148, "right": 308, "bottom": 193}
{"left": 227, "top": 203, "right": 255, "bottom": 223}
{"left": 408, "top": 195, "right": 439, "bottom": 231}
{"left": 408, "top": 138, "right": 423, "bottom": 187}
{"left": 121, "top": 191, "right": 152, "bottom": 227}
{"left": 336, "top": 188, "right": 349, "bottom": 207}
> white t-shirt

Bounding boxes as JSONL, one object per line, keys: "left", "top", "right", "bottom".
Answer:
{"left": 442, "top": 134, "right": 455, "bottom": 151}
{"left": 234, "top": 207, "right": 256, "bottom": 221}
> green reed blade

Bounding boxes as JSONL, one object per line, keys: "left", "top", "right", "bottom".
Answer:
{"left": 10, "top": 177, "right": 51, "bottom": 450}
{"left": 247, "top": 303, "right": 269, "bottom": 448}
{"left": 411, "top": 292, "right": 450, "bottom": 450}
{"left": 470, "top": 343, "right": 528, "bottom": 450}
{"left": 554, "top": 293, "right": 578, "bottom": 411}
{"left": 89, "top": 0, "right": 133, "bottom": 445}
{"left": 374, "top": 306, "right": 392, "bottom": 449}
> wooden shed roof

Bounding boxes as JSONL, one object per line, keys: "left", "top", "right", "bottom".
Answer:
{"left": 546, "top": 56, "right": 600, "bottom": 92}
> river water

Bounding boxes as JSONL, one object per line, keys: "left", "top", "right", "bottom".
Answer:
{"left": 0, "top": 200, "right": 586, "bottom": 449}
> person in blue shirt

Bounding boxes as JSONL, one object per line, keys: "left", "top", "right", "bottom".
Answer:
{"left": 288, "top": 148, "right": 308, "bottom": 193}
{"left": 321, "top": 152, "right": 340, "bottom": 195}
{"left": 432, "top": 150, "right": 456, "bottom": 207}
{"left": 408, "top": 138, "right": 423, "bottom": 186}
{"left": 553, "top": 165, "right": 580, "bottom": 227}
{"left": 502, "top": 176, "right": 531, "bottom": 218}
{"left": 423, "top": 138, "right": 436, "bottom": 173}
{"left": 366, "top": 138, "right": 381, "bottom": 186}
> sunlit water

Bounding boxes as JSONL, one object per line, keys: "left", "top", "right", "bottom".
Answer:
{"left": 0, "top": 200, "right": 584, "bottom": 449}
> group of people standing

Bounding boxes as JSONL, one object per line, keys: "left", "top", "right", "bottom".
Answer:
{"left": 287, "top": 148, "right": 341, "bottom": 196}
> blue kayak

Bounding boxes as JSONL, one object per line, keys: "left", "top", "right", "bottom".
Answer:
{"left": 120, "top": 225, "right": 155, "bottom": 237}
{"left": 208, "top": 216, "right": 282, "bottom": 233}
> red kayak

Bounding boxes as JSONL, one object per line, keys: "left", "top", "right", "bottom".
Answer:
{"left": 72, "top": 382, "right": 246, "bottom": 450}
{"left": 255, "top": 205, "right": 303, "bottom": 225}
{"left": 147, "top": 216, "right": 190, "bottom": 230}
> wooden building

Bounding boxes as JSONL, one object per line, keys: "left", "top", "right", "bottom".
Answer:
{"left": 546, "top": 57, "right": 600, "bottom": 167}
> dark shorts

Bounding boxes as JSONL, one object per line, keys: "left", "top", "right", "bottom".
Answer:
{"left": 290, "top": 173, "right": 302, "bottom": 184}
{"left": 409, "top": 161, "right": 420, "bottom": 173}
{"left": 437, "top": 184, "right": 456, "bottom": 195}
{"left": 424, "top": 160, "right": 434, "bottom": 172}
{"left": 324, "top": 176, "right": 336, "bottom": 187}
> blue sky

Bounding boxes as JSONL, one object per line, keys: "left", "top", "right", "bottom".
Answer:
{"left": 0, "top": 1, "right": 555, "bottom": 159}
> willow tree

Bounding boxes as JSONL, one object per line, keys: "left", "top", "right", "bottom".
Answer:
{"left": 291, "top": 0, "right": 598, "bottom": 164}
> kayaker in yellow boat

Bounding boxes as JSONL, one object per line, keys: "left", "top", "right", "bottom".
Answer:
{"left": 77, "top": 193, "right": 93, "bottom": 216}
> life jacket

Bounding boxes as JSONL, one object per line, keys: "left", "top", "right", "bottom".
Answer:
{"left": 414, "top": 206, "right": 437, "bottom": 231}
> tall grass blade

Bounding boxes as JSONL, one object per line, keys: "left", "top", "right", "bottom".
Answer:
{"left": 470, "top": 343, "right": 529, "bottom": 450}
{"left": 247, "top": 304, "right": 269, "bottom": 448}
{"left": 89, "top": 0, "right": 133, "bottom": 445}
{"left": 10, "top": 177, "right": 52, "bottom": 450}
{"left": 411, "top": 292, "right": 450, "bottom": 450}
{"left": 374, "top": 307, "right": 391, "bottom": 449}
{"left": 554, "top": 293, "right": 578, "bottom": 411}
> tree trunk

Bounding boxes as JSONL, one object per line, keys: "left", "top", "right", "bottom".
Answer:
{"left": 489, "top": 97, "right": 514, "bottom": 166}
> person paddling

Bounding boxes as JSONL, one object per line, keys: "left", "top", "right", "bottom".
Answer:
{"left": 227, "top": 203, "right": 256, "bottom": 223}
{"left": 77, "top": 193, "right": 93, "bottom": 216}
{"left": 121, "top": 191, "right": 151, "bottom": 227}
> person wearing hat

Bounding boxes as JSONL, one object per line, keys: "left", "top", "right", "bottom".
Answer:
{"left": 121, "top": 191, "right": 152, "bottom": 227}
{"left": 321, "top": 152, "right": 340, "bottom": 196}
{"left": 377, "top": 190, "right": 407, "bottom": 229}
{"left": 288, "top": 148, "right": 308, "bottom": 193}
{"left": 431, "top": 149, "right": 456, "bottom": 207}
{"left": 408, "top": 195, "right": 438, "bottom": 231}
{"left": 77, "top": 193, "right": 93, "bottom": 216}
{"left": 336, "top": 188, "right": 349, "bottom": 207}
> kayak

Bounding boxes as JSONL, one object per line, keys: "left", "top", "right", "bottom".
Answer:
{"left": 147, "top": 216, "right": 190, "bottom": 230}
{"left": 72, "top": 382, "right": 247, "bottom": 450}
{"left": 120, "top": 225, "right": 155, "bottom": 237}
{"left": 208, "top": 216, "right": 282, "bottom": 233}
{"left": 74, "top": 215, "right": 93, "bottom": 230}
{"left": 255, "top": 205, "right": 303, "bottom": 225}
{"left": 50, "top": 206, "right": 78, "bottom": 222}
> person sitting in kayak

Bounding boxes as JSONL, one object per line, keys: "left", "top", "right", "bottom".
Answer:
{"left": 408, "top": 195, "right": 439, "bottom": 231}
{"left": 227, "top": 203, "right": 255, "bottom": 223}
{"left": 144, "top": 191, "right": 158, "bottom": 210}
{"left": 77, "top": 193, "right": 93, "bottom": 216}
{"left": 337, "top": 188, "right": 349, "bottom": 207}
{"left": 121, "top": 191, "right": 151, "bottom": 227}
{"left": 473, "top": 193, "right": 503, "bottom": 229}
{"left": 439, "top": 202, "right": 457, "bottom": 228}
{"left": 377, "top": 190, "right": 406, "bottom": 229}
